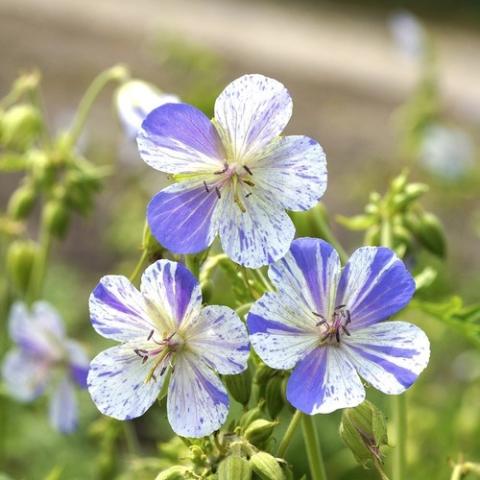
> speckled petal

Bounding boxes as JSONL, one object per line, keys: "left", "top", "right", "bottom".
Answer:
{"left": 140, "top": 260, "right": 203, "bottom": 330}
{"left": 286, "top": 346, "right": 365, "bottom": 414}
{"left": 167, "top": 353, "right": 229, "bottom": 438}
{"left": 66, "top": 340, "right": 90, "bottom": 389}
{"left": 343, "top": 321, "right": 430, "bottom": 394}
{"left": 89, "top": 275, "right": 153, "bottom": 342}
{"left": 186, "top": 305, "right": 250, "bottom": 375}
{"left": 253, "top": 135, "right": 327, "bottom": 211}
{"left": 147, "top": 181, "right": 220, "bottom": 255}
{"left": 214, "top": 74, "right": 292, "bottom": 162}
{"left": 217, "top": 187, "right": 295, "bottom": 268}
{"left": 336, "top": 247, "right": 415, "bottom": 330}
{"left": 87, "top": 344, "right": 167, "bottom": 420}
{"left": 137, "top": 103, "right": 224, "bottom": 174}
{"left": 49, "top": 377, "right": 78, "bottom": 434}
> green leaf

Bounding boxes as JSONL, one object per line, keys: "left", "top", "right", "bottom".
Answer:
{"left": 0, "top": 153, "right": 27, "bottom": 171}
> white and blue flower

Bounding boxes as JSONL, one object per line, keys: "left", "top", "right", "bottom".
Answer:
{"left": 87, "top": 259, "right": 250, "bottom": 438}
{"left": 137, "top": 74, "right": 327, "bottom": 268}
{"left": 248, "top": 238, "right": 430, "bottom": 414}
{"left": 2, "top": 302, "right": 89, "bottom": 433}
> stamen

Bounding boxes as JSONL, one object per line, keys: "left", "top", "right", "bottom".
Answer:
{"left": 147, "top": 330, "right": 154, "bottom": 341}
{"left": 244, "top": 165, "right": 253, "bottom": 175}
{"left": 215, "top": 187, "right": 222, "bottom": 199}
{"left": 341, "top": 325, "right": 351, "bottom": 336}
{"left": 203, "top": 181, "right": 210, "bottom": 193}
{"left": 242, "top": 179, "right": 255, "bottom": 187}
{"left": 214, "top": 164, "right": 228, "bottom": 175}
{"left": 245, "top": 192, "right": 253, "bottom": 198}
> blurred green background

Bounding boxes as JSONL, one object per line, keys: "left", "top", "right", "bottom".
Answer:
{"left": 0, "top": 0, "right": 480, "bottom": 479}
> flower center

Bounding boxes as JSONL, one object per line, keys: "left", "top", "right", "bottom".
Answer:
{"left": 202, "top": 162, "right": 255, "bottom": 212}
{"left": 134, "top": 330, "right": 183, "bottom": 383}
{"left": 313, "top": 305, "right": 352, "bottom": 345}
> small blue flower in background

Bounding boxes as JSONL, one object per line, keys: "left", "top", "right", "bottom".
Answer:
{"left": 248, "top": 238, "right": 430, "bottom": 414}
{"left": 137, "top": 74, "right": 327, "bottom": 268}
{"left": 116, "top": 79, "right": 180, "bottom": 139}
{"left": 88, "top": 259, "right": 250, "bottom": 438}
{"left": 389, "top": 10, "right": 426, "bottom": 61}
{"left": 2, "top": 302, "right": 90, "bottom": 433}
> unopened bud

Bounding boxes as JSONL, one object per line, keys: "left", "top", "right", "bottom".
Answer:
{"left": 265, "top": 376, "right": 284, "bottom": 418}
{"left": 28, "top": 149, "right": 54, "bottom": 187}
{"left": 155, "top": 466, "right": 190, "bottom": 480}
{"left": 405, "top": 211, "right": 446, "bottom": 258}
{"left": 6, "top": 240, "right": 38, "bottom": 294}
{"left": 249, "top": 452, "right": 285, "bottom": 480}
{"left": 43, "top": 200, "right": 70, "bottom": 238}
{"left": 390, "top": 172, "right": 408, "bottom": 193}
{"left": 218, "top": 455, "right": 252, "bottom": 480}
{"left": 244, "top": 419, "right": 278, "bottom": 447}
{"left": 224, "top": 363, "right": 252, "bottom": 406}
{"left": 255, "top": 363, "right": 275, "bottom": 386}
{"left": 339, "top": 400, "right": 388, "bottom": 467}
{"left": 1, "top": 104, "right": 42, "bottom": 150}
{"left": 7, "top": 184, "right": 36, "bottom": 220}
{"left": 239, "top": 404, "right": 264, "bottom": 430}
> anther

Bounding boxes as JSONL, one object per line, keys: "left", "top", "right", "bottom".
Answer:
{"left": 245, "top": 192, "right": 253, "bottom": 198}
{"left": 215, "top": 187, "right": 222, "bottom": 199}
{"left": 244, "top": 165, "right": 253, "bottom": 175}
{"left": 203, "top": 181, "right": 210, "bottom": 193}
{"left": 214, "top": 164, "right": 228, "bottom": 175}
{"left": 342, "top": 325, "right": 351, "bottom": 336}
{"left": 147, "top": 330, "right": 154, "bottom": 341}
{"left": 242, "top": 179, "right": 255, "bottom": 187}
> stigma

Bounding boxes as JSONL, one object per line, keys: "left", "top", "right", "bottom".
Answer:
{"left": 313, "top": 305, "right": 352, "bottom": 345}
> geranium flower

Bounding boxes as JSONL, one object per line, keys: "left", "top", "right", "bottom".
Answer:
{"left": 137, "top": 74, "right": 327, "bottom": 268}
{"left": 116, "top": 79, "right": 179, "bottom": 138}
{"left": 87, "top": 259, "right": 249, "bottom": 437}
{"left": 2, "top": 302, "right": 89, "bottom": 433}
{"left": 248, "top": 238, "right": 430, "bottom": 414}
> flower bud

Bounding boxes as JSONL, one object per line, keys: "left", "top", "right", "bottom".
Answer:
{"left": 7, "top": 184, "right": 36, "bottom": 220}
{"left": 224, "top": 363, "right": 252, "bottom": 406}
{"left": 249, "top": 452, "right": 285, "bottom": 480}
{"left": 244, "top": 419, "right": 278, "bottom": 448}
{"left": 1, "top": 104, "right": 42, "bottom": 150}
{"left": 6, "top": 240, "right": 38, "bottom": 294}
{"left": 265, "top": 376, "right": 284, "bottom": 419}
{"left": 254, "top": 363, "right": 275, "bottom": 386}
{"left": 339, "top": 400, "right": 388, "bottom": 467}
{"left": 28, "top": 149, "right": 54, "bottom": 187}
{"left": 218, "top": 455, "right": 252, "bottom": 480}
{"left": 405, "top": 211, "right": 446, "bottom": 258}
{"left": 239, "top": 404, "right": 264, "bottom": 430}
{"left": 155, "top": 466, "right": 190, "bottom": 480}
{"left": 43, "top": 200, "right": 70, "bottom": 238}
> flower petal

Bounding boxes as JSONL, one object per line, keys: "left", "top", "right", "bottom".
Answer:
{"left": 2, "top": 349, "right": 50, "bottom": 402}
{"left": 218, "top": 188, "right": 295, "bottom": 268}
{"left": 186, "top": 305, "right": 250, "bottom": 375}
{"left": 137, "top": 103, "right": 224, "bottom": 174}
{"left": 286, "top": 346, "right": 365, "bottom": 414}
{"left": 336, "top": 247, "right": 415, "bottom": 330}
{"left": 147, "top": 181, "right": 220, "bottom": 254}
{"left": 66, "top": 340, "right": 90, "bottom": 389}
{"left": 49, "top": 377, "right": 78, "bottom": 433}
{"left": 342, "top": 321, "right": 430, "bottom": 394}
{"left": 87, "top": 344, "right": 167, "bottom": 420}
{"left": 269, "top": 238, "right": 341, "bottom": 319}
{"left": 167, "top": 353, "right": 229, "bottom": 437}
{"left": 140, "top": 260, "right": 203, "bottom": 330}
{"left": 89, "top": 275, "right": 153, "bottom": 342}
{"left": 253, "top": 136, "right": 327, "bottom": 211}
{"left": 214, "top": 74, "right": 292, "bottom": 162}
{"left": 248, "top": 292, "right": 319, "bottom": 370}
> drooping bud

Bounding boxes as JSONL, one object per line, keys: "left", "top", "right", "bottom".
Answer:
{"left": 239, "top": 404, "right": 265, "bottom": 430}
{"left": 28, "top": 149, "right": 54, "bottom": 188}
{"left": 0, "top": 104, "right": 42, "bottom": 150}
{"left": 7, "top": 183, "right": 36, "bottom": 220}
{"left": 43, "top": 200, "right": 70, "bottom": 238}
{"left": 6, "top": 240, "right": 38, "bottom": 294}
{"left": 265, "top": 376, "right": 285, "bottom": 419}
{"left": 155, "top": 466, "right": 191, "bottom": 480}
{"left": 224, "top": 362, "right": 252, "bottom": 406}
{"left": 244, "top": 419, "right": 278, "bottom": 448}
{"left": 339, "top": 400, "right": 388, "bottom": 467}
{"left": 405, "top": 211, "right": 446, "bottom": 258}
{"left": 249, "top": 452, "right": 285, "bottom": 480}
{"left": 218, "top": 455, "right": 252, "bottom": 480}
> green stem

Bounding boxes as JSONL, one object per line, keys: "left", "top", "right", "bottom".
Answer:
{"left": 373, "top": 456, "right": 391, "bottom": 480}
{"left": 129, "top": 249, "right": 149, "bottom": 284}
{"left": 122, "top": 422, "right": 140, "bottom": 455}
{"left": 27, "top": 221, "right": 52, "bottom": 303}
{"left": 301, "top": 414, "right": 327, "bottom": 480}
{"left": 277, "top": 410, "right": 302, "bottom": 458}
{"left": 68, "top": 65, "right": 129, "bottom": 145}
{"left": 313, "top": 204, "right": 348, "bottom": 263}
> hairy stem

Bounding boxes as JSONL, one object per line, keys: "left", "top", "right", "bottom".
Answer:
{"left": 301, "top": 414, "right": 327, "bottom": 480}
{"left": 277, "top": 410, "right": 302, "bottom": 458}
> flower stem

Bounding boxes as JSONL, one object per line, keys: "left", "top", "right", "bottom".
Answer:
{"left": 313, "top": 204, "right": 348, "bottom": 263}
{"left": 301, "top": 414, "right": 328, "bottom": 480}
{"left": 68, "top": 65, "right": 129, "bottom": 146}
{"left": 277, "top": 409, "right": 302, "bottom": 458}
{"left": 129, "top": 249, "right": 149, "bottom": 284}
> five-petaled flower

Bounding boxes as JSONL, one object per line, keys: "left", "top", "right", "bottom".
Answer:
{"left": 2, "top": 302, "right": 90, "bottom": 433}
{"left": 248, "top": 238, "right": 430, "bottom": 414}
{"left": 88, "top": 259, "right": 250, "bottom": 437}
{"left": 137, "top": 74, "right": 327, "bottom": 268}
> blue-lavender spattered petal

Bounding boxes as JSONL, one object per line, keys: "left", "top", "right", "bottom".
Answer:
{"left": 286, "top": 346, "right": 365, "bottom": 415}
{"left": 49, "top": 377, "right": 78, "bottom": 434}
{"left": 87, "top": 344, "right": 167, "bottom": 421}
{"left": 147, "top": 181, "right": 220, "bottom": 255}
{"left": 89, "top": 275, "right": 153, "bottom": 342}
{"left": 137, "top": 103, "right": 225, "bottom": 174}
{"left": 66, "top": 340, "right": 90, "bottom": 389}
{"left": 342, "top": 321, "right": 430, "bottom": 394}
{"left": 167, "top": 353, "right": 229, "bottom": 438}
{"left": 140, "top": 260, "right": 203, "bottom": 329}
{"left": 336, "top": 246, "right": 416, "bottom": 330}
{"left": 269, "top": 238, "right": 341, "bottom": 319}
{"left": 214, "top": 74, "right": 292, "bottom": 162}
{"left": 217, "top": 186, "right": 295, "bottom": 268}
{"left": 186, "top": 305, "right": 250, "bottom": 375}
{"left": 253, "top": 135, "right": 327, "bottom": 211}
